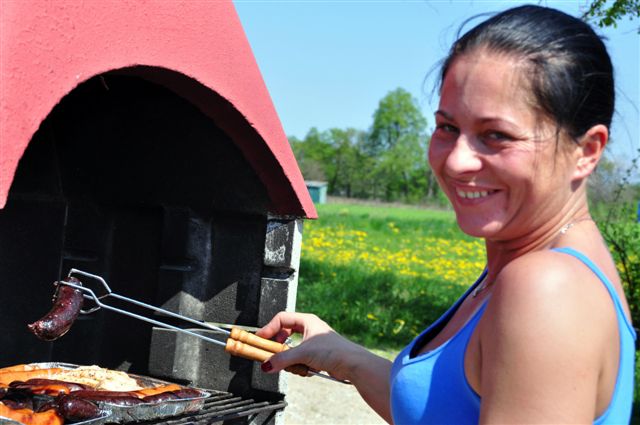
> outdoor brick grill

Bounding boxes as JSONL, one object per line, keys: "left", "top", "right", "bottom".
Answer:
{"left": 0, "top": 1, "right": 316, "bottom": 423}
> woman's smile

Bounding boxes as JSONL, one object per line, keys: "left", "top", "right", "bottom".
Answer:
{"left": 454, "top": 187, "right": 499, "bottom": 201}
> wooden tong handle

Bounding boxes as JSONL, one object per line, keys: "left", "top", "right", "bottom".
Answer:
{"left": 226, "top": 328, "right": 309, "bottom": 377}
{"left": 230, "top": 328, "right": 288, "bottom": 353}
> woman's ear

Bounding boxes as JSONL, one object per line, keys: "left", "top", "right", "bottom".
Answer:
{"left": 573, "top": 124, "right": 608, "bottom": 180}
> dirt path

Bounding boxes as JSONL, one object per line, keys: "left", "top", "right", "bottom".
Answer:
{"left": 283, "top": 373, "right": 387, "bottom": 425}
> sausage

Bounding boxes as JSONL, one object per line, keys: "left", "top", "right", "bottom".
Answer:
{"left": 66, "top": 390, "right": 145, "bottom": 406}
{"left": 35, "top": 401, "right": 58, "bottom": 413}
{"left": 142, "top": 387, "right": 202, "bottom": 403}
{"left": 9, "top": 379, "right": 89, "bottom": 395}
{"left": 171, "top": 388, "right": 203, "bottom": 399}
{"left": 141, "top": 392, "right": 179, "bottom": 403}
{"left": 0, "top": 397, "right": 34, "bottom": 410}
{"left": 56, "top": 394, "right": 102, "bottom": 421}
{"left": 28, "top": 277, "right": 84, "bottom": 341}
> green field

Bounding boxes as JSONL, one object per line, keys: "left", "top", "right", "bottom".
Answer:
{"left": 297, "top": 201, "right": 485, "bottom": 349}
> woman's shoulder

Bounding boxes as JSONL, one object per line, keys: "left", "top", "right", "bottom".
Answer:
{"left": 496, "top": 247, "right": 613, "bottom": 297}
{"left": 484, "top": 248, "right": 616, "bottom": 347}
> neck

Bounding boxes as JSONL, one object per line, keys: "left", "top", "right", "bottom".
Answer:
{"left": 483, "top": 203, "right": 592, "bottom": 283}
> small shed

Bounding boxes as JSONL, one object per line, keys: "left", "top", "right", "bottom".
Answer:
{"left": 305, "top": 181, "right": 328, "bottom": 204}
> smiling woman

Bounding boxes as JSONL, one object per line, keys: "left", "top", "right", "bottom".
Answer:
{"left": 255, "top": 5, "right": 637, "bottom": 425}
{"left": 429, "top": 51, "right": 581, "bottom": 239}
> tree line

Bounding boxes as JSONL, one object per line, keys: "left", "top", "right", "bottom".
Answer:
{"left": 290, "top": 88, "right": 441, "bottom": 205}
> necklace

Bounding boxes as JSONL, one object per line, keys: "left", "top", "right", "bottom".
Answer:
{"left": 472, "top": 217, "right": 594, "bottom": 299}
{"left": 558, "top": 217, "right": 593, "bottom": 234}
{"left": 472, "top": 276, "right": 490, "bottom": 298}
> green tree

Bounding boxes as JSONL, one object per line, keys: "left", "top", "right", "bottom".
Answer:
{"left": 290, "top": 127, "right": 371, "bottom": 198}
{"left": 583, "top": 0, "right": 640, "bottom": 29}
{"left": 367, "top": 88, "right": 433, "bottom": 202}
{"left": 290, "top": 128, "right": 334, "bottom": 181}
{"left": 325, "top": 128, "right": 370, "bottom": 198}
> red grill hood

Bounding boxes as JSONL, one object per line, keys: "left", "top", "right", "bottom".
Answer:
{"left": 0, "top": 0, "right": 316, "bottom": 218}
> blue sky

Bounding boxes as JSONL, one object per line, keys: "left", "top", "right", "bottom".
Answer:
{"left": 234, "top": 1, "right": 639, "bottom": 165}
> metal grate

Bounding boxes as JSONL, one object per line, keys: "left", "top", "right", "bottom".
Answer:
{"left": 138, "top": 392, "right": 287, "bottom": 425}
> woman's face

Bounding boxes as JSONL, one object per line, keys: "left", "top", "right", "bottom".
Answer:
{"left": 429, "top": 51, "right": 575, "bottom": 241}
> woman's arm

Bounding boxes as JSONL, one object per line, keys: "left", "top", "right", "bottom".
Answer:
{"left": 256, "top": 312, "right": 393, "bottom": 422}
{"left": 478, "top": 251, "right": 613, "bottom": 424}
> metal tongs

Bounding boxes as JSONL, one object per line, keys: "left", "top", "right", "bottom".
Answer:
{"left": 60, "top": 269, "right": 349, "bottom": 384}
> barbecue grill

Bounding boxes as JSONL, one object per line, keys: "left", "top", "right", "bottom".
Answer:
{"left": 0, "top": 1, "right": 316, "bottom": 424}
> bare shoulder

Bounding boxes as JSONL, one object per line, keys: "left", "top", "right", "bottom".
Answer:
{"left": 477, "top": 249, "right": 617, "bottom": 422}
{"left": 482, "top": 248, "right": 615, "bottom": 358}
{"left": 492, "top": 249, "right": 612, "bottom": 309}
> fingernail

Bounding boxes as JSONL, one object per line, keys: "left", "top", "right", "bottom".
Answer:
{"left": 261, "top": 361, "right": 273, "bottom": 372}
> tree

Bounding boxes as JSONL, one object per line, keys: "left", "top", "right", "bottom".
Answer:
{"left": 325, "top": 128, "right": 369, "bottom": 198}
{"left": 290, "top": 127, "right": 370, "bottom": 197}
{"left": 367, "top": 88, "right": 433, "bottom": 202}
{"left": 583, "top": 0, "right": 640, "bottom": 29}
{"left": 290, "top": 128, "right": 334, "bottom": 181}
{"left": 589, "top": 155, "right": 624, "bottom": 205}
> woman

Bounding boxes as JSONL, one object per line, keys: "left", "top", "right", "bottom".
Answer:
{"left": 257, "top": 5, "right": 636, "bottom": 424}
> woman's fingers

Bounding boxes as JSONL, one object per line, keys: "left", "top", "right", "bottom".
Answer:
{"left": 256, "top": 312, "right": 327, "bottom": 340}
{"left": 274, "top": 329, "right": 290, "bottom": 344}
{"left": 261, "top": 330, "right": 360, "bottom": 382}
{"left": 256, "top": 312, "right": 354, "bottom": 377}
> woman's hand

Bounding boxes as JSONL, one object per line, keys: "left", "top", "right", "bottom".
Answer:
{"left": 256, "top": 311, "right": 393, "bottom": 422}
{"left": 255, "top": 311, "right": 364, "bottom": 381}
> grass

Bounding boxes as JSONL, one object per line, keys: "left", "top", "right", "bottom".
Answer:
{"left": 296, "top": 200, "right": 639, "bottom": 413}
{"left": 297, "top": 201, "right": 484, "bottom": 349}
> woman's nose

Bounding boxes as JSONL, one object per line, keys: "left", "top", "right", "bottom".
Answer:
{"left": 444, "top": 136, "right": 483, "bottom": 176}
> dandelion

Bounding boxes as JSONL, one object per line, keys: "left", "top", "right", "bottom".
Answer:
{"left": 393, "top": 319, "right": 406, "bottom": 334}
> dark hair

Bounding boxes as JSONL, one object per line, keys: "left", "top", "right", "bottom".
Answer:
{"left": 440, "top": 5, "right": 614, "bottom": 141}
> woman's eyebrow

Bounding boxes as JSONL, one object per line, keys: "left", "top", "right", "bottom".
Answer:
{"left": 435, "top": 110, "right": 453, "bottom": 120}
{"left": 436, "top": 110, "right": 519, "bottom": 128}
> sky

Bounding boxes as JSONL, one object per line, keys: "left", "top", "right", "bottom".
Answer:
{"left": 234, "top": 0, "right": 639, "bottom": 167}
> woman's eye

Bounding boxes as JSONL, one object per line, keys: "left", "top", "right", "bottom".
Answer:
{"left": 484, "top": 131, "right": 511, "bottom": 142}
{"left": 435, "top": 123, "right": 458, "bottom": 134}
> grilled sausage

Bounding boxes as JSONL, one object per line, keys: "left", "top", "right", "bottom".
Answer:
{"left": 0, "top": 397, "right": 34, "bottom": 410}
{"left": 57, "top": 394, "right": 102, "bottom": 421}
{"left": 140, "top": 387, "right": 202, "bottom": 403}
{"left": 9, "top": 379, "right": 89, "bottom": 395}
{"left": 35, "top": 401, "right": 58, "bottom": 413}
{"left": 141, "top": 392, "right": 180, "bottom": 403}
{"left": 66, "top": 390, "right": 145, "bottom": 406}
{"left": 171, "top": 388, "right": 203, "bottom": 399}
{"left": 28, "top": 277, "right": 84, "bottom": 341}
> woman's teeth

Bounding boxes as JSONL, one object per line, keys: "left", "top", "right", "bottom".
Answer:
{"left": 457, "top": 189, "right": 491, "bottom": 199}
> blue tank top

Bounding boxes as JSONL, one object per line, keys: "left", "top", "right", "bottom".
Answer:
{"left": 390, "top": 247, "right": 637, "bottom": 424}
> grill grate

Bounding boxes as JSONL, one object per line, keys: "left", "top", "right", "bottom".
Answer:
{"left": 137, "top": 392, "right": 287, "bottom": 425}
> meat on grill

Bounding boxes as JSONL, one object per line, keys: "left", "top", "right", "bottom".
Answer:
{"left": 0, "top": 374, "right": 205, "bottom": 423}
{"left": 27, "top": 277, "right": 84, "bottom": 341}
